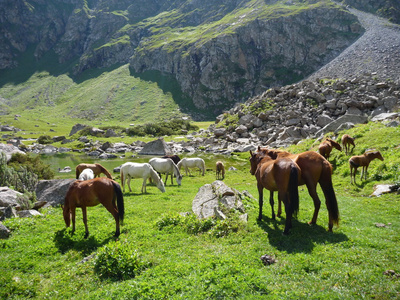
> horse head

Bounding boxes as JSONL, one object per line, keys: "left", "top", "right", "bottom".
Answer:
{"left": 249, "top": 151, "right": 264, "bottom": 175}
{"left": 157, "top": 178, "right": 166, "bottom": 193}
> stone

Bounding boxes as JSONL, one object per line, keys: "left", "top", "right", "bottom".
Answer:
{"left": 139, "top": 138, "right": 171, "bottom": 156}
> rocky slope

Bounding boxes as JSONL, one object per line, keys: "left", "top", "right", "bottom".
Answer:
{"left": 208, "top": 8, "right": 400, "bottom": 149}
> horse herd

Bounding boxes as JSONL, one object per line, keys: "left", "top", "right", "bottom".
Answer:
{"left": 63, "top": 133, "right": 384, "bottom": 238}
{"left": 63, "top": 155, "right": 208, "bottom": 238}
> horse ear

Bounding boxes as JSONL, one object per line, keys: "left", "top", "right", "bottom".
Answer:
{"left": 250, "top": 150, "right": 253, "bottom": 155}
{"left": 257, "top": 146, "right": 261, "bottom": 151}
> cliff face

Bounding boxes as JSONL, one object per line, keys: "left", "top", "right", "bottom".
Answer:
{"left": 0, "top": 0, "right": 363, "bottom": 118}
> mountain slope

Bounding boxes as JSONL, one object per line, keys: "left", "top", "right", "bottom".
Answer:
{"left": 0, "top": 0, "right": 362, "bottom": 121}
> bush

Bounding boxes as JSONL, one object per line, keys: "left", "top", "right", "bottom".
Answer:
{"left": 0, "top": 152, "right": 38, "bottom": 194}
{"left": 126, "top": 119, "right": 199, "bottom": 137}
{"left": 93, "top": 240, "right": 147, "bottom": 281}
{"left": 8, "top": 153, "right": 54, "bottom": 180}
{"left": 37, "top": 135, "right": 53, "bottom": 144}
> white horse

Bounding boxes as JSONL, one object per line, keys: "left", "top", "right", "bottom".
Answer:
{"left": 149, "top": 157, "right": 182, "bottom": 186}
{"left": 120, "top": 162, "right": 165, "bottom": 193}
{"left": 78, "top": 168, "right": 95, "bottom": 181}
{"left": 177, "top": 157, "right": 205, "bottom": 176}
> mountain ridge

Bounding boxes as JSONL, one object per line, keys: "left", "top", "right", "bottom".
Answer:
{"left": 0, "top": 0, "right": 397, "bottom": 122}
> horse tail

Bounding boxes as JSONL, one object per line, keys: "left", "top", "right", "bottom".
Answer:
{"left": 320, "top": 162, "right": 340, "bottom": 225}
{"left": 288, "top": 165, "right": 299, "bottom": 217}
{"left": 112, "top": 181, "right": 124, "bottom": 224}
{"left": 120, "top": 167, "right": 124, "bottom": 188}
{"left": 97, "top": 164, "right": 113, "bottom": 179}
{"left": 75, "top": 166, "right": 80, "bottom": 179}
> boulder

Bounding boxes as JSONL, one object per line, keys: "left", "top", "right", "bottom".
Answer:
{"left": 0, "top": 187, "right": 23, "bottom": 208}
{"left": 192, "top": 181, "right": 246, "bottom": 220}
{"left": 35, "top": 179, "right": 75, "bottom": 207}
{"left": 0, "top": 223, "right": 11, "bottom": 239}
{"left": 69, "top": 124, "right": 88, "bottom": 136}
{"left": 315, "top": 114, "right": 368, "bottom": 137}
{"left": 138, "top": 138, "right": 171, "bottom": 156}
{"left": 0, "top": 143, "right": 25, "bottom": 162}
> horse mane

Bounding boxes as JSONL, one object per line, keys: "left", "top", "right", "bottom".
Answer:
{"left": 95, "top": 163, "right": 113, "bottom": 179}
{"left": 149, "top": 165, "right": 161, "bottom": 183}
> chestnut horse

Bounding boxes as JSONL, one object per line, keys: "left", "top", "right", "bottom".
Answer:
{"left": 318, "top": 138, "right": 342, "bottom": 160}
{"left": 216, "top": 161, "right": 225, "bottom": 180}
{"left": 76, "top": 163, "right": 113, "bottom": 179}
{"left": 249, "top": 150, "right": 301, "bottom": 234}
{"left": 63, "top": 177, "right": 124, "bottom": 238}
{"left": 349, "top": 150, "right": 384, "bottom": 184}
{"left": 257, "top": 147, "right": 340, "bottom": 232}
{"left": 341, "top": 134, "right": 355, "bottom": 155}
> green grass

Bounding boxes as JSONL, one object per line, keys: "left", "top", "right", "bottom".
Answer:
{"left": 1, "top": 121, "right": 400, "bottom": 299}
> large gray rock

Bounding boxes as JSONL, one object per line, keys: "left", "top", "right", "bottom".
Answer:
{"left": 69, "top": 124, "right": 88, "bottom": 136}
{"left": 315, "top": 114, "right": 368, "bottom": 137}
{"left": 35, "top": 179, "right": 75, "bottom": 207}
{"left": 0, "top": 223, "right": 11, "bottom": 239}
{"left": 0, "top": 187, "right": 23, "bottom": 208}
{"left": 0, "top": 144, "right": 25, "bottom": 162}
{"left": 138, "top": 138, "right": 171, "bottom": 156}
{"left": 192, "top": 181, "right": 246, "bottom": 220}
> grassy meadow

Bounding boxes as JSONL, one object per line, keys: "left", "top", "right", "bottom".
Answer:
{"left": 1, "top": 121, "right": 400, "bottom": 299}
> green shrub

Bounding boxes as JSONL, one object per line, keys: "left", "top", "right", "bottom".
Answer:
{"left": 0, "top": 152, "right": 38, "bottom": 194}
{"left": 126, "top": 119, "right": 199, "bottom": 137}
{"left": 93, "top": 240, "right": 147, "bottom": 281}
{"left": 8, "top": 152, "right": 54, "bottom": 180}
{"left": 37, "top": 135, "right": 53, "bottom": 144}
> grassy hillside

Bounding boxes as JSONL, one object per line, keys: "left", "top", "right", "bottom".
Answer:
{"left": 0, "top": 45, "right": 186, "bottom": 126}
{"left": 1, "top": 121, "right": 399, "bottom": 299}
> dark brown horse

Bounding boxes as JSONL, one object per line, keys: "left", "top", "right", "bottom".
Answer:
{"left": 216, "top": 161, "right": 225, "bottom": 180}
{"left": 62, "top": 177, "right": 124, "bottom": 238}
{"left": 162, "top": 154, "right": 181, "bottom": 165}
{"left": 349, "top": 150, "right": 384, "bottom": 184}
{"left": 257, "top": 147, "right": 340, "bottom": 232}
{"left": 341, "top": 134, "right": 355, "bottom": 155}
{"left": 76, "top": 163, "right": 113, "bottom": 180}
{"left": 318, "top": 138, "right": 342, "bottom": 160}
{"left": 250, "top": 150, "right": 301, "bottom": 234}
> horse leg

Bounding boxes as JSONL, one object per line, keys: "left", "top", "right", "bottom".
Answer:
{"left": 305, "top": 180, "right": 321, "bottom": 225}
{"left": 142, "top": 178, "right": 147, "bottom": 193}
{"left": 71, "top": 207, "right": 76, "bottom": 235}
{"left": 279, "top": 192, "right": 292, "bottom": 235}
{"left": 81, "top": 206, "right": 89, "bottom": 238}
{"left": 102, "top": 202, "right": 120, "bottom": 237}
{"left": 257, "top": 183, "right": 264, "bottom": 221}
{"left": 269, "top": 191, "right": 276, "bottom": 220}
{"left": 127, "top": 176, "right": 132, "bottom": 192}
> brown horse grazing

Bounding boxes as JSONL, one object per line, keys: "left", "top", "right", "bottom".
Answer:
{"left": 257, "top": 146, "right": 340, "bottom": 232}
{"left": 349, "top": 150, "right": 384, "bottom": 184}
{"left": 249, "top": 150, "right": 301, "bottom": 234}
{"left": 76, "top": 163, "right": 113, "bottom": 180}
{"left": 62, "top": 177, "right": 124, "bottom": 238}
{"left": 341, "top": 134, "right": 355, "bottom": 155}
{"left": 318, "top": 138, "right": 342, "bottom": 160}
{"left": 216, "top": 161, "right": 225, "bottom": 180}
